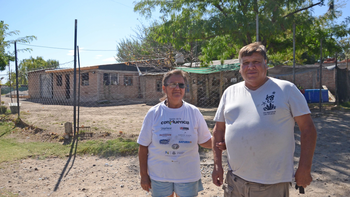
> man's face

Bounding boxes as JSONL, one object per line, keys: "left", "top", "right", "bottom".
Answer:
{"left": 239, "top": 52, "right": 268, "bottom": 90}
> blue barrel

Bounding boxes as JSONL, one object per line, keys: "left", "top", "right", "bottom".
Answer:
{"left": 303, "top": 89, "right": 329, "bottom": 103}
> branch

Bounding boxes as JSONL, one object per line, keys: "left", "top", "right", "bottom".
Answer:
{"left": 213, "top": 2, "right": 228, "bottom": 17}
{"left": 283, "top": 2, "right": 322, "bottom": 18}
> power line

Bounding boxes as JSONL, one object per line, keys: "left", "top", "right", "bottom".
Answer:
{"left": 18, "top": 43, "right": 116, "bottom": 52}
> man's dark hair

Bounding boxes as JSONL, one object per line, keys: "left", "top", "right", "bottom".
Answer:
{"left": 239, "top": 42, "right": 267, "bottom": 63}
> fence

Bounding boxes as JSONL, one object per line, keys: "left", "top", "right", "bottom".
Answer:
{"left": 22, "top": 65, "right": 241, "bottom": 108}
{"left": 0, "top": 64, "right": 241, "bottom": 137}
{"left": 3, "top": 61, "right": 348, "bottom": 137}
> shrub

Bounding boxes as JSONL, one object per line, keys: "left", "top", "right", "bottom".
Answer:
{"left": 0, "top": 106, "right": 7, "bottom": 114}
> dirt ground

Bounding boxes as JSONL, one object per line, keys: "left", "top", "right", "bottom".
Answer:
{"left": 0, "top": 96, "right": 350, "bottom": 197}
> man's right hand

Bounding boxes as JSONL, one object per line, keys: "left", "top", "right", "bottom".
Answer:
{"left": 212, "top": 165, "right": 224, "bottom": 186}
{"left": 140, "top": 174, "right": 151, "bottom": 192}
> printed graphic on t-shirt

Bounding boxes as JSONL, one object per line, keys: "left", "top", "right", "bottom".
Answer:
{"left": 157, "top": 117, "right": 195, "bottom": 159}
{"left": 262, "top": 92, "right": 276, "bottom": 115}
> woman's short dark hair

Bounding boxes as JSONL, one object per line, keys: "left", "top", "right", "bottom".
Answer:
{"left": 162, "top": 69, "right": 188, "bottom": 86}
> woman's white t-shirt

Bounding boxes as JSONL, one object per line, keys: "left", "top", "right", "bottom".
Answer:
{"left": 137, "top": 101, "right": 211, "bottom": 183}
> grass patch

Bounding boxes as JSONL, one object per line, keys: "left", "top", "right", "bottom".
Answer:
{"left": 0, "top": 118, "right": 139, "bottom": 163}
{"left": 0, "top": 188, "right": 18, "bottom": 197}
{"left": 77, "top": 138, "right": 138, "bottom": 157}
{"left": 0, "top": 138, "right": 71, "bottom": 163}
{"left": 0, "top": 137, "right": 139, "bottom": 163}
{"left": 0, "top": 121, "right": 14, "bottom": 138}
{"left": 340, "top": 101, "right": 350, "bottom": 109}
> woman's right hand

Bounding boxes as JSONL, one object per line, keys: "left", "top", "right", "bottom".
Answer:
{"left": 140, "top": 174, "right": 152, "bottom": 192}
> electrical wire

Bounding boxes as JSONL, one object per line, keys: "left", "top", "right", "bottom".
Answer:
{"left": 18, "top": 43, "right": 116, "bottom": 52}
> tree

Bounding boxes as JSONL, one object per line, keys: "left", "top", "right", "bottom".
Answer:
{"left": 6, "top": 57, "right": 59, "bottom": 86}
{"left": 116, "top": 23, "right": 203, "bottom": 67}
{"left": 0, "top": 21, "right": 36, "bottom": 70}
{"left": 134, "top": 0, "right": 349, "bottom": 65}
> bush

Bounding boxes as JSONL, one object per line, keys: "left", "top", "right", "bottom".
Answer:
{"left": 0, "top": 106, "right": 7, "bottom": 114}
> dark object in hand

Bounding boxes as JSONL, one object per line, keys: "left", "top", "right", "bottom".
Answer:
{"left": 295, "top": 184, "right": 305, "bottom": 194}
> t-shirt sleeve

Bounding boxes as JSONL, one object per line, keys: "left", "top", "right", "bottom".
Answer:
{"left": 195, "top": 108, "right": 212, "bottom": 144}
{"left": 288, "top": 84, "right": 311, "bottom": 117}
{"left": 137, "top": 109, "right": 154, "bottom": 146}
{"left": 213, "top": 90, "right": 227, "bottom": 122}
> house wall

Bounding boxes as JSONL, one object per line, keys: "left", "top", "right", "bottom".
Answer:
{"left": 272, "top": 68, "right": 336, "bottom": 93}
{"left": 28, "top": 70, "right": 46, "bottom": 99}
{"left": 188, "top": 71, "right": 240, "bottom": 106}
{"left": 97, "top": 71, "right": 140, "bottom": 101}
{"left": 140, "top": 75, "right": 164, "bottom": 103}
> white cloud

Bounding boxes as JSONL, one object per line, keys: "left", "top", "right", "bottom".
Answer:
{"left": 67, "top": 47, "right": 85, "bottom": 56}
{"left": 103, "top": 57, "right": 117, "bottom": 62}
{"left": 95, "top": 55, "right": 103, "bottom": 59}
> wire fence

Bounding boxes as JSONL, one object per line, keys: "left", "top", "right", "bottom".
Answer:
{"left": 0, "top": 62, "right": 242, "bottom": 137}
{"left": 1, "top": 61, "right": 349, "bottom": 138}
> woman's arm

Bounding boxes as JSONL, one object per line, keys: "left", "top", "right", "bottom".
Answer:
{"left": 138, "top": 145, "right": 151, "bottom": 192}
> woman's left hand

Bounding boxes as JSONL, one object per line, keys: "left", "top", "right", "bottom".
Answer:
{"left": 140, "top": 174, "right": 152, "bottom": 192}
{"left": 216, "top": 141, "right": 226, "bottom": 150}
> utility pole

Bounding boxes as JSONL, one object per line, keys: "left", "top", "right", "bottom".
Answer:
{"left": 319, "top": 39, "right": 323, "bottom": 112}
{"left": 293, "top": 23, "right": 296, "bottom": 84}
{"left": 256, "top": 14, "right": 259, "bottom": 42}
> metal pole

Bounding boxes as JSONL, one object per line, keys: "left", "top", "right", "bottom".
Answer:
{"left": 73, "top": 19, "right": 77, "bottom": 139}
{"left": 319, "top": 39, "right": 323, "bottom": 112}
{"left": 15, "top": 41, "right": 20, "bottom": 118}
{"left": 256, "top": 14, "right": 259, "bottom": 42}
{"left": 9, "top": 60, "right": 12, "bottom": 103}
{"left": 293, "top": 23, "right": 296, "bottom": 84}
{"left": 77, "top": 46, "right": 81, "bottom": 134}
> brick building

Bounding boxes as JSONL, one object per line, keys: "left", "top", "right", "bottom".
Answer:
{"left": 27, "top": 63, "right": 170, "bottom": 105}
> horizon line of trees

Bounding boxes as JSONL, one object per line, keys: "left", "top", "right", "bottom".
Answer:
{"left": 116, "top": 0, "right": 350, "bottom": 67}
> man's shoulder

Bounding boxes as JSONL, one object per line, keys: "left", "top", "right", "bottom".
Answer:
{"left": 269, "top": 77, "right": 294, "bottom": 87}
{"left": 226, "top": 81, "right": 245, "bottom": 90}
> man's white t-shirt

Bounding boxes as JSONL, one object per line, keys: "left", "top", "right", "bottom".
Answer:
{"left": 214, "top": 78, "right": 310, "bottom": 184}
{"left": 138, "top": 101, "right": 211, "bottom": 183}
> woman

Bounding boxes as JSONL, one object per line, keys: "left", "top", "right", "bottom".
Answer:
{"left": 137, "top": 69, "right": 212, "bottom": 197}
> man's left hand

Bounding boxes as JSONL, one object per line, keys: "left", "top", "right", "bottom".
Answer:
{"left": 294, "top": 167, "right": 312, "bottom": 188}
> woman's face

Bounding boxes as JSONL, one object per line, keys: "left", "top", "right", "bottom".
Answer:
{"left": 162, "top": 74, "right": 186, "bottom": 104}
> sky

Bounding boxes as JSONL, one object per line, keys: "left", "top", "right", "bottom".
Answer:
{"left": 1, "top": 0, "right": 349, "bottom": 83}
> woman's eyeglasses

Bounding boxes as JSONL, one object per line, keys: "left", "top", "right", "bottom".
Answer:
{"left": 165, "top": 83, "right": 185, "bottom": 89}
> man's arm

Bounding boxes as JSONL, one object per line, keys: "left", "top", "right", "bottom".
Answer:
{"left": 138, "top": 145, "right": 151, "bottom": 192}
{"left": 294, "top": 114, "right": 317, "bottom": 188}
{"left": 212, "top": 121, "right": 226, "bottom": 186}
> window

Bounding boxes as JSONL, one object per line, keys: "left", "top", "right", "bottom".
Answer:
{"left": 56, "top": 74, "right": 62, "bottom": 86}
{"left": 156, "top": 79, "right": 162, "bottom": 92}
{"left": 111, "top": 73, "right": 119, "bottom": 85}
{"left": 81, "top": 73, "right": 89, "bottom": 86}
{"left": 124, "top": 75, "right": 133, "bottom": 86}
{"left": 103, "top": 73, "right": 119, "bottom": 85}
{"left": 103, "top": 73, "right": 110, "bottom": 85}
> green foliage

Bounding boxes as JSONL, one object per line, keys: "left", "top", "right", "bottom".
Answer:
{"left": 340, "top": 101, "right": 350, "bottom": 109}
{"left": 116, "top": 23, "right": 202, "bottom": 67}
{"left": 0, "top": 121, "right": 13, "bottom": 138}
{"left": 0, "top": 138, "right": 71, "bottom": 163}
{"left": 133, "top": 0, "right": 350, "bottom": 65}
{"left": 5, "top": 57, "right": 59, "bottom": 86}
{"left": 0, "top": 21, "right": 36, "bottom": 71}
{"left": 0, "top": 188, "right": 18, "bottom": 197}
{"left": 0, "top": 106, "right": 7, "bottom": 114}
{"left": 77, "top": 138, "right": 139, "bottom": 157}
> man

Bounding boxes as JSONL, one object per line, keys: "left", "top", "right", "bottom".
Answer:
{"left": 212, "top": 42, "right": 317, "bottom": 197}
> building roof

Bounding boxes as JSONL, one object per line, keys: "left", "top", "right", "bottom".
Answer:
{"left": 40, "top": 62, "right": 169, "bottom": 74}
{"left": 177, "top": 59, "right": 240, "bottom": 74}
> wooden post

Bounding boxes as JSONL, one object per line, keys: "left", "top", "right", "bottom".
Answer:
{"left": 319, "top": 39, "right": 323, "bottom": 112}
{"left": 219, "top": 72, "right": 223, "bottom": 98}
